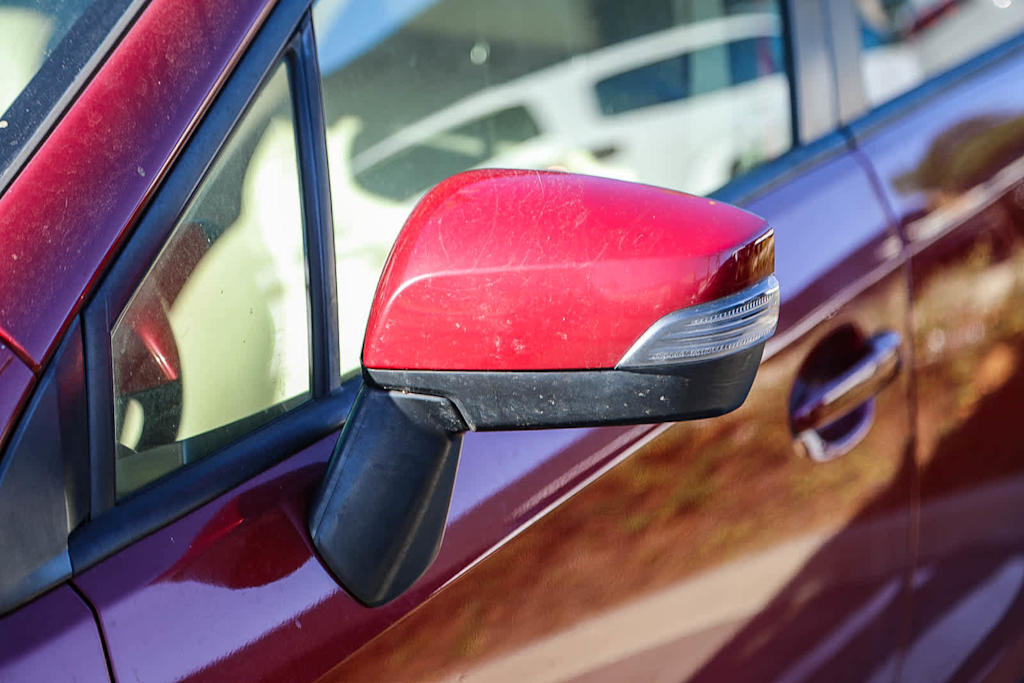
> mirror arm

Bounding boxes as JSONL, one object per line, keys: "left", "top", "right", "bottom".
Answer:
{"left": 309, "top": 385, "right": 466, "bottom": 606}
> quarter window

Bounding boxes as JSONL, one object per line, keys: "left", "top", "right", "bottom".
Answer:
{"left": 110, "top": 63, "right": 310, "bottom": 498}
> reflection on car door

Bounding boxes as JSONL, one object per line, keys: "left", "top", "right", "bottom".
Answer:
{"left": 320, "top": 138, "right": 915, "bottom": 682}
{"left": 69, "top": 2, "right": 918, "bottom": 681}
{"left": 853, "top": 39, "right": 1024, "bottom": 682}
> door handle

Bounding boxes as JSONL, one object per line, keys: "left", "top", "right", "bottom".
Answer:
{"left": 791, "top": 330, "right": 902, "bottom": 462}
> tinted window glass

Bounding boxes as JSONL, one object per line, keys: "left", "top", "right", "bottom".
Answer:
{"left": 111, "top": 63, "right": 310, "bottom": 498}
{"left": 597, "top": 55, "right": 690, "bottom": 114}
{"left": 858, "top": 0, "right": 1024, "bottom": 106}
{"left": 729, "top": 35, "right": 782, "bottom": 85}
{"left": 0, "top": 0, "right": 138, "bottom": 190}
{"left": 314, "top": 0, "right": 793, "bottom": 372}
{"left": 597, "top": 35, "right": 784, "bottom": 114}
{"left": 356, "top": 106, "right": 541, "bottom": 200}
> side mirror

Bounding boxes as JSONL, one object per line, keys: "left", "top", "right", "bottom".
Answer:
{"left": 310, "top": 170, "right": 779, "bottom": 605}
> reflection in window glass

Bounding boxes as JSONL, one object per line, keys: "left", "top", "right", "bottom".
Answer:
{"left": 598, "top": 36, "right": 784, "bottom": 114}
{"left": 597, "top": 55, "right": 691, "bottom": 114}
{"left": 0, "top": 0, "right": 92, "bottom": 116}
{"left": 858, "top": 0, "right": 1024, "bottom": 106}
{"left": 356, "top": 106, "right": 541, "bottom": 200}
{"left": 111, "top": 63, "right": 310, "bottom": 498}
{"left": 314, "top": 0, "right": 793, "bottom": 373}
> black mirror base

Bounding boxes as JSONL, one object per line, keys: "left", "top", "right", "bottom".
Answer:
{"left": 309, "top": 386, "right": 465, "bottom": 607}
{"left": 366, "top": 343, "right": 765, "bottom": 431}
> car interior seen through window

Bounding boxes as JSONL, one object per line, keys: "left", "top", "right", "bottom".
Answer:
{"left": 312, "top": 0, "right": 794, "bottom": 373}
{"left": 110, "top": 62, "right": 311, "bottom": 498}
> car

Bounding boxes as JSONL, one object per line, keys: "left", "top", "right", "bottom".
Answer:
{"left": 1, "top": 0, "right": 1024, "bottom": 681}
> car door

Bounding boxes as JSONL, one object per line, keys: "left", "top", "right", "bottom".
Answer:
{"left": 14, "top": 3, "right": 913, "bottom": 683}
{"left": 845, "top": 3, "right": 1024, "bottom": 680}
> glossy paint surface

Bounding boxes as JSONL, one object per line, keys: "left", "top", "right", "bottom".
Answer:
{"left": 324, "top": 145, "right": 915, "bottom": 681}
{"left": 74, "top": 138, "right": 915, "bottom": 682}
{"left": 0, "top": 585, "right": 108, "bottom": 682}
{"left": 75, "top": 424, "right": 664, "bottom": 680}
{"left": 0, "top": 0, "right": 274, "bottom": 369}
{"left": 854, "top": 43, "right": 1024, "bottom": 681}
{"left": 0, "top": 345, "right": 33, "bottom": 452}
{"left": 15, "top": 0, "right": 1015, "bottom": 679}
{"left": 363, "top": 169, "right": 771, "bottom": 371}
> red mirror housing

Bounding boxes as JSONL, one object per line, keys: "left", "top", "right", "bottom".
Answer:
{"left": 364, "top": 169, "right": 775, "bottom": 371}
{"left": 362, "top": 169, "right": 778, "bottom": 430}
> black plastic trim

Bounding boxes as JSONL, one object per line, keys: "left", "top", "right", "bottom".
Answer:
{"left": 822, "top": 0, "right": 868, "bottom": 123}
{"left": 778, "top": 0, "right": 801, "bottom": 146}
{"left": 76, "top": 0, "right": 348, "bottom": 570}
{"left": 294, "top": 15, "right": 341, "bottom": 396}
{"left": 366, "top": 342, "right": 765, "bottom": 431}
{"left": 783, "top": 0, "right": 840, "bottom": 143}
{"left": 310, "top": 386, "right": 465, "bottom": 606}
{"left": 84, "top": 25, "right": 307, "bottom": 517}
{"left": 713, "top": 127, "right": 854, "bottom": 208}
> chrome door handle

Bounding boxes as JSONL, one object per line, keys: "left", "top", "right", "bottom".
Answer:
{"left": 791, "top": 330, "right": 901, "bottom": 461}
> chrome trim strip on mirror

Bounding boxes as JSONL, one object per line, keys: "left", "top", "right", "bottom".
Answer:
{"left": 616, "top": 276, "right": 780, "bottom": 369}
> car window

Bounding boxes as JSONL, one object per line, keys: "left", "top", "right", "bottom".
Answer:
{"left": 0, "top": 0, "right": 139, "bottom": 190}
{"left": 0, "top": 0, "right": 89, "bottom": 116}
{"left": 313, "top": 0, "right": 794, "bottom": 373}
{"left": 110, "top": 62, "right": 310, "bottom": 498}
{"left": 355, "top": 106, "right": 541, "bottom": 201}
{"left": 597, "top": 35, "right": 784, "bottom": 114}
{"left": 858, "top": 0, "right": 1024, "bottom": 106}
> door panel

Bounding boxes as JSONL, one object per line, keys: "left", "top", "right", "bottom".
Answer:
{"left": 75, "top": 433, "right": 343, "bottom": 682}
{"left": 853, "top": 42, "right": 1024, "bottom": 682}
{"left": 320, "top": 146, "right": 915, "bottom": 682}
{"left": 0, "top": 585, "right": 109, "bottom": 682}
{"left": 74, "top": 421, "right": 677, "bottom": 681}
{"left": 74, "top": 149, "right": 913, "bottom": 683}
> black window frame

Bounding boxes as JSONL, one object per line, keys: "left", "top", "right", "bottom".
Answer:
{"left": 70, "top": 1, "right": 356, "bottom": 574}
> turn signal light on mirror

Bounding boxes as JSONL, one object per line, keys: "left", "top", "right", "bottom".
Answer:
{"left": 617, "top": 275, "right": 780, "bottom": 369}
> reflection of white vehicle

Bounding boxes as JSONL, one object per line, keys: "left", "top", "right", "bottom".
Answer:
{"left": 328, "top": 13, "right": 791, "bottom": 369}
{"left": 350, "top": 13, "right": 787, "bottom": 201}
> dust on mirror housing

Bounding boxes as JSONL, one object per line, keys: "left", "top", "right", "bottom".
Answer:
{"left": 310, "top": 169, "right": 779, "bottom": 606}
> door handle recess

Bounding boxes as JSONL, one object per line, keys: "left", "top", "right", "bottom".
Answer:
{"left": 791, "top": 330, "right": 901, "bottom": 462}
